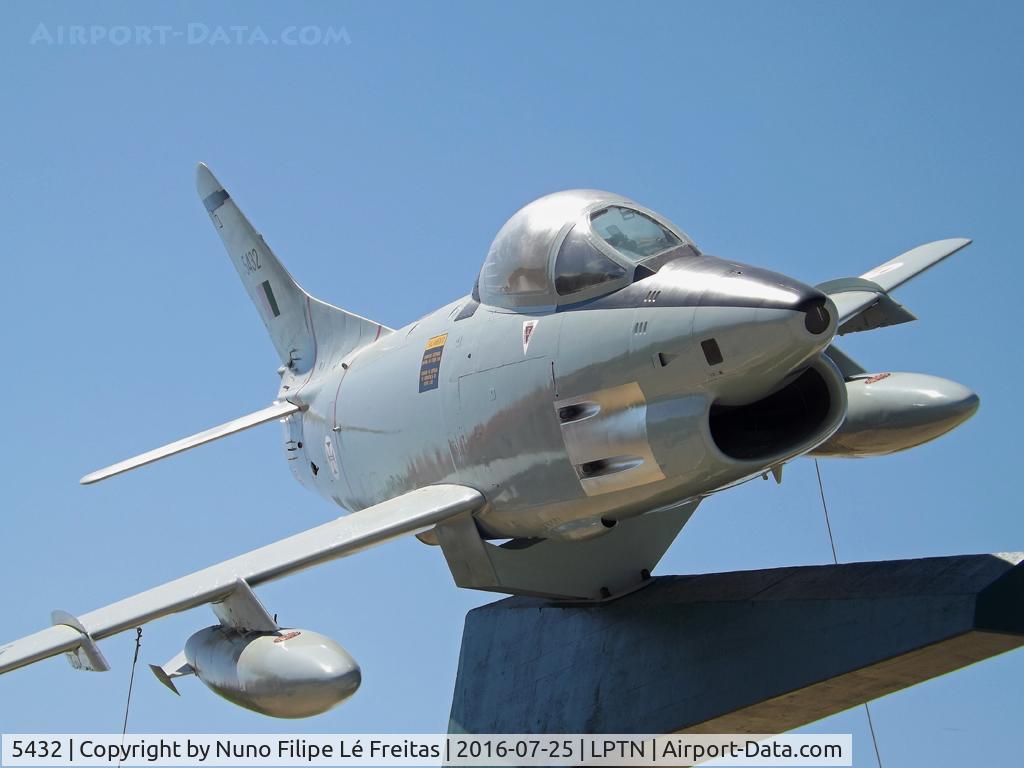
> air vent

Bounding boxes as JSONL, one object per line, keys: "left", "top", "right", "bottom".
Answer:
{"left": 576, "top": 455, "right": 643, "bottom": 479}
{"left": 558, "top": 401, "right": 601, "bottom": 424}
{"left": 632, "top": 320, "right": 649, "bottom": 335}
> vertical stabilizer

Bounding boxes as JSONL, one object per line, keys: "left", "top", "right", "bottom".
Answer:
{"left": 196, "top": 163, "right": 390, "bottom": 373}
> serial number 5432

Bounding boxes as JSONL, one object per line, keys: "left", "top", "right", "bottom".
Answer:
{"left": 242, "top": 247, "right": 261, "bottom": 274}
{"left": 10, "top": 740, "right": 64, "bottom": 758}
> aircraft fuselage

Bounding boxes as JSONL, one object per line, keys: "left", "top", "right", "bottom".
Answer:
{"left": 281, "top": 252, "right": 844, "bottom": 541}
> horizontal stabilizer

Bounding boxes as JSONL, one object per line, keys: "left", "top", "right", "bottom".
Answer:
{"left": 0, "top": 484, "right": 483, "bottom": 676}
{"left": 80, "top": 400, "right": 302, "bottom": 485}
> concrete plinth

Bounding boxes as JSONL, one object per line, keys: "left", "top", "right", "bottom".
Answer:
{"left": 448, "top": 553, "right": 1024, "bottom": 735}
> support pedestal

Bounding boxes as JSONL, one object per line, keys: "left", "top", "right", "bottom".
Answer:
{"left": 448, "top": 553, "right": 1024, "bottom": 734}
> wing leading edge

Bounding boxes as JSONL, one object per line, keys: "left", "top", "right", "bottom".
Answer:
{"left": 0, "top": 484, "right": 484, "bottom": 676}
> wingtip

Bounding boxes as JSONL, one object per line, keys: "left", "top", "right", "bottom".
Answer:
{"left": 943, "top": 236, "right": 972, "bottom": 251}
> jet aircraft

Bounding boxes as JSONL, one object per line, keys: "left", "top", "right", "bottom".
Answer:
{"left": 0, "top": 165, "right": 978, "bottom": 718}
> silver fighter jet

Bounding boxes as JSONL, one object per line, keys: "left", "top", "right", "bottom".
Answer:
{"left": 0, "top": 165, "right": 978, "bottom": 718}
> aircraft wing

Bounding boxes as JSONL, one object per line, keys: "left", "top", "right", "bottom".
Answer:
{"left": 0, "top": 484, "right": 483, "bottom": 676}
{"left": 818, "top": 238, "right": 971, "bottom": 334}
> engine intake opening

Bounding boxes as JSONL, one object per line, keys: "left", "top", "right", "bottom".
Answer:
{"left": 709, "top": 366, "right": 832, "bottom": 461}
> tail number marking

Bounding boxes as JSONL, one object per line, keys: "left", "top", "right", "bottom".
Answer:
{"left": 242, "top": 248, "right": 262, "bottom": 274}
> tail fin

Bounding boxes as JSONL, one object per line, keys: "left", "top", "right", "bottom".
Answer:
{"left": 196, "top": 163, "right": 390, "bottom": 372}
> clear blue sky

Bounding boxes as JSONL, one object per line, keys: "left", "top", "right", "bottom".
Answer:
{"left": 1, "top": 1, "right": 1021, "bottom": 765}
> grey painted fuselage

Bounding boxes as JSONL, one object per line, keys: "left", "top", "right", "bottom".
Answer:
{"left": 280, "top": 192, "right": 849, "bottom": 541}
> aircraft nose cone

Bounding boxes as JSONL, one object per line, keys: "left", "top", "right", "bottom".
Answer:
{"left": 738, "top": 265, "right": 835, "bottom": 338}
{"left": 759, "top": 272, "right": 835, "bottom": 338}
{"left": 706, "top": 259, "right": 834, "bottom": 336}
{"left": 795, "top": 293, "right": 833, "bottom": 335}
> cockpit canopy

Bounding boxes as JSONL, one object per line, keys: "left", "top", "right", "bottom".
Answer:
{"left": 477, "top": 189, "right": 697, "bottom": 309}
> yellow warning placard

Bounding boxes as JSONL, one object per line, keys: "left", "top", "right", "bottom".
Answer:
{"left": 419, "top": 334, "right": 448, "bottom": 392}
{"left": 425, "top": 333, "right": 448, "bottom": 350}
